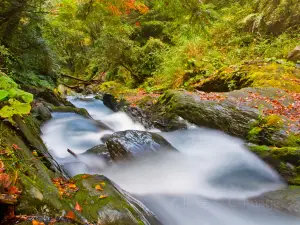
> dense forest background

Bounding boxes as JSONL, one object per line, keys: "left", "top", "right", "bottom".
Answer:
{"left": 0, "top": 0, "right": 299, "bottom": 92}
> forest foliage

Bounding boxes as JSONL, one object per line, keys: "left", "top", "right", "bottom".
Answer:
{"left": 0, "top": 0, "right": 299, "bottom": 92}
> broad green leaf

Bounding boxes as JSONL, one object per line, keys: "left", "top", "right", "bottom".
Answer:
{"left": 0, "top": 90, "right": 9, "bottom": 101}
{"left": 0, "top": 75, "right": 18, "bottom": 90}
{"left": 0, "top": 99, "right": 31, "bottom": 118}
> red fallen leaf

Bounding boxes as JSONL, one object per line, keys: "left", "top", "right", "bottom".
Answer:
{"left": 7, "top": 186, "right": 22, "bottom": 195}
{"left": 75, "top": 202, "right": 82, "bottom": 212}
{"left": 0, "top": 173, "right": 12, "bottom": 188}
{"left": 12, "top": 144, "right": 21, "bottom": 150}
{"left": 66, "top": 211, "right": 75, "bottom": 220}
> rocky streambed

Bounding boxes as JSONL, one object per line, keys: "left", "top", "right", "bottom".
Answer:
{"left": 1, "top": 87, "right": 300, "bottom": 224}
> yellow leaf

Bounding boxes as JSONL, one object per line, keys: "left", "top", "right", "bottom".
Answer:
{"left": 100, "top": 181, "right": 106, "bottom": 187}
{"left": 99, "top": 195, "right": 108, "bottom": 199}
{"left": 95, "top": 185, "right": 103, "bottom": 191}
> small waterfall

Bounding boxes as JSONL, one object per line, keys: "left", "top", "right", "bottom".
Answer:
{"left": 40, "top": 96, "right": 300, "bottom": 225}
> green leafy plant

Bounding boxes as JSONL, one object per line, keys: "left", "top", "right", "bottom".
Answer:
{"left": 0, "top": 74, "right": 33, "bottom": 121}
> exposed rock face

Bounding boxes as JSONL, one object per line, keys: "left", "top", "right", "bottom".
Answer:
{"left": 251, "top": 187, "right": 300, "bottom": 217}
{"left": 158, "top": 89, "right": 296, "bottom": 147}
{"left": 288, "top": 46, "right": 300, "bottom": 63}
{"left": 159, "top": 90, "right": 258, "bottom": 138}
{"left": 105, "top": 130, "right": 177, "bottom": 161}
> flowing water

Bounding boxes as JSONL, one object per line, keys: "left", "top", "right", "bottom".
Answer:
{"left": 41, "top": 95, "right": 300, "bottom": 225}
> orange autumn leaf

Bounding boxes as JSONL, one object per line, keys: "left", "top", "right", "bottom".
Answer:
{"left": 95, "top": 184, "right": 103, "bottom": 191}
{"left": 0, "top": 173, "right": 12, "bottom": 188}
{"left": 99, "top": 194, "right": 108, "bottom": 199}
{"left": 81, "top": 174, "right": 90, "bottom": 179}
{"left": 32, "top": 220, "right": 45, "bottom": 225}
{"left": 68, "top": 183, "right": 77, "bottom": 189}
{"left": 75, "top": 202, "right": 82, "bottom": 212}
{"left": 66, "top": 211, "right": 75, "bottom": 220}
{"left": 7, "top": 186, "right": 22, "bottom": 195}
{"left": 12, "top": 144, "right": 21, "bottom": 150}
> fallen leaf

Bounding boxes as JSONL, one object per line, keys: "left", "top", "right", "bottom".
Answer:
{"left": 12, "top": 144, "right": 21, "bottom": 150}
{"left": 81, "top": 174, "right": 90, "bottom": 179}
{"left": 95, "top": 185, "right": 103, "bottom": 191}
{"left": 0, "top": 173, "right": 12, "bottom": 188}
{"left": 0, "top": 160, "right": 4, "bottom": 173}
{"left": 99, "top": 195, "right": 108, "bottom": 199}
{"left": 100, "top": 182, "right": 106, "bottom": 187}
{"left": 32, "top": 150, "right": 38, "bottom": 156}
{"left": 66, "top": 211, "right": 75, "bottom": 220}
{"left": 68, "top": 183, "right": 77, "bottom": 189}
{"left": 32, "top": 220, "right": 40, "bottom": 225}
{"left": 7, "top": 186, "right": 22, "bottom": 195}
{"left": 75, "top": 202, "right": 82, "bottom": 212}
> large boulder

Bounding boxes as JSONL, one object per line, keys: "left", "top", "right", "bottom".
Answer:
{"left": 105, "top": 130, "right": 177, "bottom": 161}
{"left": 158, "top": 88, "right": 298, "bottom": 147}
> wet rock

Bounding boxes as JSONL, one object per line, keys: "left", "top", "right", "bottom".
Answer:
{"left": 124, "top": 106, "right": 189, "bottom": 131}
{"left": 31, "top": 102, "right": 52, "bottom": 122}
{"left": 50, "top": 106, "right": 92, "bottom": 119}
{"left": 159, "top": 90, "right": 258, "bottom": 138}
{"left": 105, "top": 130, "right": 177, "bottom": 161}
{"left": 102, "top": 93, "right": 126, "bottom": 112}
{"left": 248, "top": 144, "right": 300, "bottom": 185}
{"left": 288, "top": 46, "right": 300, "bottom": 63}
{"left": 83, "top": 144, "right": 111, "bottom": 162}
{"left": 250, "top": 187, "right": 300, "bottom": 217}
{"left": 100, "top": 134, "right": 112, "bottom": 143}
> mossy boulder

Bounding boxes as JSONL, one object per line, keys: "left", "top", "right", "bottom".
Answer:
{"left": 50, "top": 106, "right": 92, "bottom": 119}
{"left": 106, "top": 130, "right": 177, "bottom": 161}
{"left": 195, "top": 62, "right": 300, "bottom": 93}
{"left": 249, "top": 144, "right": 300, "bottom": 185}
{"left": 68, "top": 174, "right": 160, "bottom": 225}
{"left": 158, "top": 88, "right": 298, "bottom": 147}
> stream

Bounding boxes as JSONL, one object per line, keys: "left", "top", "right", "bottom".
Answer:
{"left": 41, "top": 95, "right": 300, "bottom": 225}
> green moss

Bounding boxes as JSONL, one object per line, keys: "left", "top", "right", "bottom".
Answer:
{"left": 51, "top": 106, "right": 91, "bottom": 119}
{"left": 286, "top": 134, "right": 300, "bottom": 147}
{"left": 247, "top": 127, "right": 263, "bottom": 142}
{"left": 198, "top": 62, "right": 300, "bottom": 92}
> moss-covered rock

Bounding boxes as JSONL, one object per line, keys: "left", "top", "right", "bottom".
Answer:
{"left": 158, "top": 89, "right": 298, "bottom": 147}
{"left": 0, "top": 120, "right": 159, "bottom": 224}
{"left": 50, "top": 106, "right": 92, "bottom": 119}
{"left": 158, "top": 90, "right": 259, "bottom": 138}
{"left": 195, "top": 62, "right": 300, "bottom": 93}
{"left": 248, "top": 144, "right": 300, "bottom": 185}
